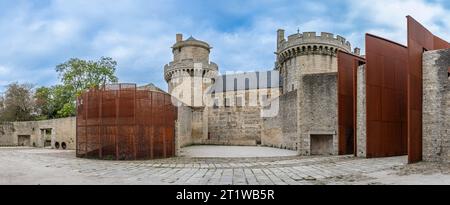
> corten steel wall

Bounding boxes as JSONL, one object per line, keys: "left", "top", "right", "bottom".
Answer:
{"left": 406, "top": 16, "right": 450, "bottom": 163}
{"left": 76, "top": 84, "right": 177, "bottom": 160}
{"left": 337, "top": 51, "right": 365, "bottom": 155}
{"left": 365, "top": 34, "right": 408, "bottom": 158}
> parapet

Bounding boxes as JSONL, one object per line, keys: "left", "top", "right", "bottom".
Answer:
{"left": 164, "top": 59, "right": 219, "bottom": 82}
{"left": 172, "top": 35, "right": 212, "bottom": 52}
{"left": 278, "top": 31, "right": 352, "bottom": 53}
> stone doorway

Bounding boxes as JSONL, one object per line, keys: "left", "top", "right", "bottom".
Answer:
{"left": 310, "top": 135, "right": 334, "bottom": 155}
{"left": 17, "top": 135, "right": 31, "bottom": 146}
{"left": 40, "top": 128, "right": 52, "bottom": 148}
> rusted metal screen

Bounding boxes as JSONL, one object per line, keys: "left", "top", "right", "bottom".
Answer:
{"left": 365, "top": 34, "right": 408, "bottom": 158}
{"left": 76, "top": 83, "right": 177, "bottom": 160}
{"left": 337, "top": 51, "right": 365, "bottom": 155}
{"left": 406, "top": 16, "right": 450, "bottom": 163}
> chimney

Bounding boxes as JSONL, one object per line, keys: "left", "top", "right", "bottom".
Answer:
{"left": 277, "top": 29, "right": 285, "bottom": 49}
{"left": 354, "top": 47, "right": 361, "bottom": 55}
{"left": 176, "top": 34, "right": 183, "bottom": 43}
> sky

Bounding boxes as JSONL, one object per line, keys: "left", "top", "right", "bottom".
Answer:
{"left": 0, "top": 0, "right": 449, "bottom": 92}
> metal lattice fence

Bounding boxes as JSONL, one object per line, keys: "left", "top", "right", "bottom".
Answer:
{"left": 76, "top": 83, "right": 177, "bottom": 160}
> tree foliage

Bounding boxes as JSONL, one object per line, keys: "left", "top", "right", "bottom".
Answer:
{"left": 56, "top": 57, "right": 119, "bottom": 97}
{"left": 0, "top": 57, "right": 119, "bottom": 121}
{"left": 0, "top": 82, "right": 35, "bottom": 122}
{"left": 50, "top": 57, "right": 118, "bottom": 118}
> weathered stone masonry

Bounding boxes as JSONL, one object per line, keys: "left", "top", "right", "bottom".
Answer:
{"left": 0, "top": 117, "right": 76, "bottom": 150}
{"left": 262, "top": 90, "right": 298, "bottom": 150}
{"left": 356, "top": 65, "right": 367, "bottom": 157}
{"left": 423, "top": 48, "right": 450, "bottom": 163}
{"left": 298, "top": 73, "right": 338, "bottom": 155}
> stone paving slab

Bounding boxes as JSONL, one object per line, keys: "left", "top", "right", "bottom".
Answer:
{"left": 180, "top": 145, "right": 298, "bottom": 158}
{"left": 0, "top": 147, "right": 449, "bottom": 185}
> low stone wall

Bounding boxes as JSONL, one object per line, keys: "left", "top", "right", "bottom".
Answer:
{"left": 423, "top": 48, "right": 450, "bottom": 163}
{"left": 0, "top": 122, "right": 15, "bottom": 146}
{"left": 206, "top": 106, "right": 262, "bottom": 146}
{"left": 298, "top": 73, "right": 338, "bottom": 155}
{"left": 356, "top": 65, "right": 367, "bottom": 157}
{"left": 0, "top": 117, "right": 76, "bottom": 150}
{"left": 261, "top": 91, "right": 298, "bottom": 150}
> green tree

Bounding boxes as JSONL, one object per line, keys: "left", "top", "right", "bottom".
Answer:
{"left": 34, "top": 85, "right": 74, "bottom": 119}
{"left": 0, "top": 82, "right": 35, "bottom": 122}
{"left": 56, "top": 57, "right": 119, "bottom": 96}
{"left": 51, "top": 57, "right": 118, "bottom": 117}
{"left": 34, "top": 86, "right": 52, "bottom": 120}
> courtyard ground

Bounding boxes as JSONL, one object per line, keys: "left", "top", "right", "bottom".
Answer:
{"left": 1, "top": 146, "right": 450, "bottom": 185}
{"left": 180, "top": 145, "right": 298, "bottom": 158}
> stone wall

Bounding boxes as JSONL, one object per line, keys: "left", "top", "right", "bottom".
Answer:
{"left": 0, "top": 117, "right": 76, "bottom": 150}
{"left": 356, "top": 65, "right": 367, "bottom": 157}
{"left": 261, "top": 90, "right": 298, "bottom": 150}
{"left": 176, "top": 105, "right": 193, "bottom": 150}
{"left": 423, "top": 48, "right": 450, "bottom": 163}
{"left": 205, "top": 106, "right": 262, "bottom": 146}
{"left": 0, "top": 122, "right": 15, "bottom": 146}
{"left": 191, "top": 108, "right": 206, "bottom": 143}
{"left": 298, "top": 73, "right": 338, "bottom": 155}
{"left": 280, "top": 55, "right": 338, "bottom": 94}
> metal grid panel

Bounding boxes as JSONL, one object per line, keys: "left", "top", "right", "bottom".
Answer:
{"left": 76, "top": 83, "right": 177, "bottom": 160}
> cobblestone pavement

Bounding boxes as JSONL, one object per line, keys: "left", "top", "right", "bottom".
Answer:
{"left": 1, "top": 147, "right": 449, "bottom": 185}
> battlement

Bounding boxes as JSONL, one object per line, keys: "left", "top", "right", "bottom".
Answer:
{"left": 278, "top": 30, "right": 352, "bottom": 53}
{"left": 164, "top": 59, "right": 218, "bottom": 82}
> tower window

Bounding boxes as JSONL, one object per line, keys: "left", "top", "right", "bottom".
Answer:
{"left": 225, "top": 98, "right": 231, "bottom": 107}
{"left": 245, "top": 78, "right": 250, "bottom": 90}
{"left": 236, "top": 97, "right": 243, "bottom": 107}
{"left": 213, "top": 99, "right": 219, "bottom": 109}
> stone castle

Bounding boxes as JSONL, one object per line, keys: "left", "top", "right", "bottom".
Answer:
{"left": 1, "top": 20, "right": 449, "bottom": 163}
{"left": 166, "top": 30, "right": 361, "bottom": 155}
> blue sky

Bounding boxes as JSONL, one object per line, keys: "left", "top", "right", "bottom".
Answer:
{"left": 0, "top": 0, "right": 449, "bottom": 92}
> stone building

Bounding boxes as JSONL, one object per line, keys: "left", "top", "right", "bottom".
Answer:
{"left": 0, "top": 117, "right": 76, "bottom": 150}
{"left": 169, "top": 31, "right": 361, "bottom": 156}
{"left": 0, "top": 17, "right": 447, "bottom": 163}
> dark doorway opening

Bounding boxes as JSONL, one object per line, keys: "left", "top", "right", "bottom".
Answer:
{"left": 18, "top": 135, "right": 31, "bottom": 146}
{"left": 310, "top": 135, "right": 334, "bottom": 155}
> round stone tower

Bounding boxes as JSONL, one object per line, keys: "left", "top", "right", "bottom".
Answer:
{"left": 275, "top": 29, "right": 360, "bottom": 94}
{"left": 164, "top": 34, "right": 218, "bottom": 107}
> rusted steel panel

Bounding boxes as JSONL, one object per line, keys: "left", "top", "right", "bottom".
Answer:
{"left": 337, "top": 51, "right": 365, "bottom": 155}
{"left": 76, "top": 83, "right": 177, "bottom": 160}
{"left": 365, "top": 34, "right": 408, "bottom": 158}
{"left": 406, "top": 16, "right": 450, "bottom": 163}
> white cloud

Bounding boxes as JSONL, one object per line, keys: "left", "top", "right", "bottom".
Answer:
{"left": 0, "top": 65, "right": 10, "bottom": 76}
{"left": 347, "top": 0, "right": 450, "bottom": 44}
{"left": 0, "top": 0, "right": 449, "bottom": 93}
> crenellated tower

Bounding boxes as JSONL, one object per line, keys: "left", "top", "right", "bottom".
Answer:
{"left": 164, "top": 34, "right": 218, "bottom": 107}
{"left": 275, "top": 29, "right": 360, "bottom": 93}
